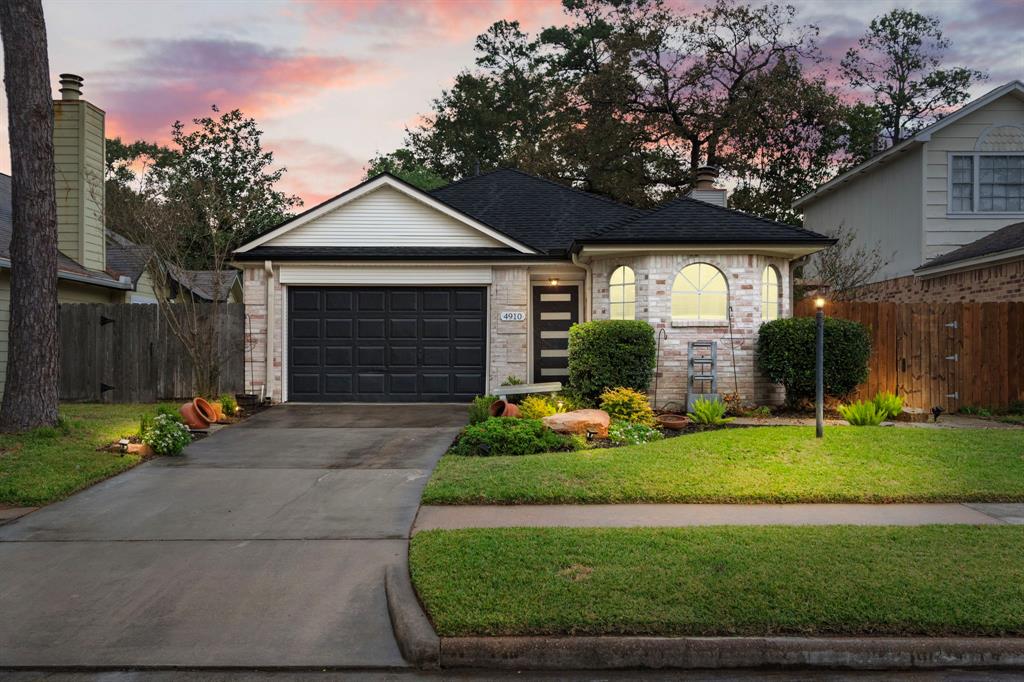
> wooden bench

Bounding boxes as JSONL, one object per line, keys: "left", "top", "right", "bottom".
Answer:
{"left": 493, "top": 381, "right": 563, "bottom": 400}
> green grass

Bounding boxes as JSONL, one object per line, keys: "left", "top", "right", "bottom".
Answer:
{"left": 423, "top": 426, "right": 1024, "bottom": 504}
{"left": 411, "top": 526, "right": 1024, "bottom": 637}
{"left": 0, "top": 403, "right": 176, "bottom": 506}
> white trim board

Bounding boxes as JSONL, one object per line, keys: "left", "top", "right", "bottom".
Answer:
{"left": 236, "top": 175, "right": 536, "bottom": 254}
{"left": 277, "top": 265, "right": 494, "bottom": 285}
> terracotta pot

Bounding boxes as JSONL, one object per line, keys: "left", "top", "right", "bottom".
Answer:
{"left": 657, "top": 413, "right": 690, "bottom": 431}
{"left": 193, "top": 397, "right": 219, "bottom": 424}
{"left": 179, "top": 402, "right": 210, "bottom": 429}
{"left": 488, "top": 399, "right": 520, "bottom": 418}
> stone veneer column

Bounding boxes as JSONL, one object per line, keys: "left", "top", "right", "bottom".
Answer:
{"left": 488, "top": 267, "right": 530, "bottom": 389}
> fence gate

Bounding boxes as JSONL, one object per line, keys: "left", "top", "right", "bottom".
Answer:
{"left": 895, "top": 304, "right": 960, "bottom": 413}
{"left": 59, "top": 303, "right": 245, "bottom": 403}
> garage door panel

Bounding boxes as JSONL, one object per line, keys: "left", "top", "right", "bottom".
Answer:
{"left": 324, "top": 290, "right": 353, "bottom": 311}
{"left": 288, "top": 286, "right": 485, "bottom": 402}
{"left": 358, "top": 291, "right": 386, "bottom": 311}
{"left": 292, "top": 346, "right": 320, "bottom": 367}
{"left": 421, "top": 346, "right": 450, "bottom": 367}
{"left": 324, "top": 346, "right": 353, "bottom": 367}
{"left": 325, "top": 319, "right": 353, "bottom": 339}
{"left": 389, "top": 346, "right": 418, "bottom": 366}
{"left": 291, "top": 290, "right": 321, "bottom": 311}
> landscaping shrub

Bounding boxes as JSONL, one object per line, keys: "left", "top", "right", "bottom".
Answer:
{"left": 142, "top": 413, "right": 192, "bottom": 456}
{"left": 757, "top": 317, "right": 871, "bottom": 404}
{"left": 450, "top": 418, "right": 576, "bottom": 457}
{"left": 599, "top": 387, "right": 656, "bottom": 427}
{"left": 687, "top": 397, "right": 734, "bottom": 425}
{"left": 568, "top": 320, "right": 656, "bottom": 402}
{"left": 838, "top": 400, "right": 885, "bottom": 426}
{"left": 608, "top": 421, "right": 663, "bottom": 445}
{"left": 219, "top": 393, "right": 238, "bottom": 416}
{"left": 872, "top": 391, "right": 903, "bottom": 420}
{"left": 469, "top": 395, "right": 499, "bottom": 425}
{"left": 519, "top": 395, "right": 557, "bottom": 420}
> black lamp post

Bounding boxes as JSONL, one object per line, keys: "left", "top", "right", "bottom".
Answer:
{"left": 815, "top": 297, "right": 825, "bottom": 438}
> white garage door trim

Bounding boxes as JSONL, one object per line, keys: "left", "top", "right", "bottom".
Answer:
{"left": 278, "top": 265, "right": 493, "bottom": 286}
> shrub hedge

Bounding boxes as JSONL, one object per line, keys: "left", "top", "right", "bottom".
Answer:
{"left": 757, "top": 317, "right": 871, "bottom": 403}
{"left": 568, "top": 320, "right": 656, "bottom": 402}
{"left": 450, "top": 418, "right": 577, "bottom": 457}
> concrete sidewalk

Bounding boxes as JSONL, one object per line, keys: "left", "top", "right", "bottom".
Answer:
{"left": 414, "top": 502, "right": 1024, "bottom": 531}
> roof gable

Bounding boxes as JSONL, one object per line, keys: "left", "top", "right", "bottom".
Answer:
{"left": 795, "top": 81, "right": 1024, "bottom": 209}
{"left": 236, "top": 174, "right": 536, "bottom": 254}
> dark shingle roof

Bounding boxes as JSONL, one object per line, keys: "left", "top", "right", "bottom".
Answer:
{"left": 916, "top": 221, "right": 1024, "bottom": 271}
{"left": 234, "top": 246, "right": 560, "bottom": 261}
{"left": 169, "top": 267, "right": 239, "bottom": 302}
{"left": 106, "top": 230, "right": 152, "bottom": 283}
{"left": 581, "top": 196, "right": 835, "bottom": 245}
{"left": 430, "top": 169, "right": 646, "bottom": 254}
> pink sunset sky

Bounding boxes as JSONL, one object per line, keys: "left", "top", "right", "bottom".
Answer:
{"left": 1, "top": 0, "right": 1022, "bottom": 206}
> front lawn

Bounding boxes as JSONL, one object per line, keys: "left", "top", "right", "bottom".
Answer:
{"left": 423, "top": 425, "right": 1024, "bottom": 504}
{"left": 0, "top": 403, "right": 175, "bottom": 506}
{"left": 411, "top": 526, "right": 1024, "bottom": 637}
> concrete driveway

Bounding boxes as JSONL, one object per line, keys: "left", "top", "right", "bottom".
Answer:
{"left": 0, "top": 404, "right": 465, "bottom": 669}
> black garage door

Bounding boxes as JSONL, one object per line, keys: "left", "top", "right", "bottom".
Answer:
{"left": 288, "top": 286, "right": 487, "bottom": 402}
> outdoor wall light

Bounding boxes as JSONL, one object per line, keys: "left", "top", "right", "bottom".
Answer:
{"left": 549, "top": 278, "right": 560, "bottom": 286}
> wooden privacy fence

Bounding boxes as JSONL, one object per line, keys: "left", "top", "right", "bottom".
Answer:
{"left": 794, "top": 299, "right": 1024, "bottom": 411}
{"left": 59, "top": 303, "right": 245, "bottom": 403}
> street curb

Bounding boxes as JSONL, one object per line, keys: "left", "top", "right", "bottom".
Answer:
{"left": 440, "top": 635, "right": 1024, "bottom": 670}
{"left": 384, "top": 563, "right": 440, "bottom": 669}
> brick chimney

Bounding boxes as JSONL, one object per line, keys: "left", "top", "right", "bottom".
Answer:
{"left": 687, "top": 165, "right": 727, "bottom": 207}
{"left": 53, "top": 73, "right": 106, "bottom": 271}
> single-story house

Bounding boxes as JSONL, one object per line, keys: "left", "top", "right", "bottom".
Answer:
{"left": 233, "top": 167, "right": 833, "bottom": 404}
{"left": 796, "top": 80, "right": 1024, "bottom": 302}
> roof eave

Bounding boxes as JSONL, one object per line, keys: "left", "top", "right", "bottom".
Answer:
{"left": 914, "top": 246, "right": 1024, "bottom": 278}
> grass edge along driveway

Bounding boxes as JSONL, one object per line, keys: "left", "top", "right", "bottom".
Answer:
{"left": 0, "top": 403, "right": 175, "bottom": 507}
{"left": 423, "top": 426, "right": 1024, "bottom": 504}
{"left": 411, "top": 525, "right": 1024, "bottom": 638}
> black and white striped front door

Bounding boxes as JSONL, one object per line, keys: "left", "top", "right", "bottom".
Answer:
{"left": 532, "top": 284, "right": 579, "bottom": 383}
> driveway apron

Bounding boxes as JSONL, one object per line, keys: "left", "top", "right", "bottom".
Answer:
{"left": 0, "top": 404, "right": 464, "bottom": 669}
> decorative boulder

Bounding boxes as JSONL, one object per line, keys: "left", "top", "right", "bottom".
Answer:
{"left": 542, "top": 409, "right": 610, "bottom": 439}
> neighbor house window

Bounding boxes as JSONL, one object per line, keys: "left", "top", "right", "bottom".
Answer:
{"left": 671, "top": 263, "right": 728, "bottom": 322}
{"left": 761, "top": 265, "right": 780, "bottom": 321}
{"left": 950, "top": 153, "right": 1024, "bottom": 213}
{"left": 609, "top": 265, "right": 636, "bottom": 320}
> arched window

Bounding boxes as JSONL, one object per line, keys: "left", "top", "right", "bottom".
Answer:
{"left": 671, "top": 263, "right": 728, "bottom": 321}
{"left": 609, "top": 266, "right": 636, "bottom": 320}
{"left": 761, "top": 265, "right": 780, "bottom": 321}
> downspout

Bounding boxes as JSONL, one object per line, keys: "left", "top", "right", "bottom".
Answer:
{"left": 264, "top": 260, "right": 275, "bottom": 402}
{"left": 571, "top": 248, "right": 592, "bottom": 322}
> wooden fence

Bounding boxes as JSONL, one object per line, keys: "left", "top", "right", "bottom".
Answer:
{"left": 59, "top": 303, "right": 245, "bottom": 403}
{"left": 794, "top": 299, "right": 1024, "bottom": 411}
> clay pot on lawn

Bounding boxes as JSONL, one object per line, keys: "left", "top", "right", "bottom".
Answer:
{"left": 489, "top": 399, "right": 520, "bottom": 418}
{"left": 179, "top": 397, "right": 219, "bottom": 429}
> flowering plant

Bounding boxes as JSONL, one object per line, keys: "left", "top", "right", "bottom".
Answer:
{"left": 142, "top": 413, "right": 192, "bottom": 456}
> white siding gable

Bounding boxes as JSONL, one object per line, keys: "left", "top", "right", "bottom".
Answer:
{"left": 266, "top": 185, "right": 508, "bottom": 249}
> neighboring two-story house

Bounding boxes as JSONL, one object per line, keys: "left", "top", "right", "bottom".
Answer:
{"left": 795, "top": 80, "right": 1024, "bottom": 302}
{"left": 0, "top": 74, "right": 240, "bottom": 392}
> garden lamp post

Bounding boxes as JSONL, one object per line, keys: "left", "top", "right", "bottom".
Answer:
{"left": 815, "top": 297, "right": 825, "bottom": 438}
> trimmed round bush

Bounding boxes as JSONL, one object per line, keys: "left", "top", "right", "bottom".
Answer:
{"left": 757, "top": 317, "right": 871, "bottom": 404}
{"left": 568, "top": 320, "right": 656, "bottom": 402}
{"left": 450, "top": 418, "right": 576, "bottom": 457}
{"left": 599, "top": 387, "right": 656, "bottom": 427}
{"left": 142, "top": 413, "right": 192, "bottom": 456}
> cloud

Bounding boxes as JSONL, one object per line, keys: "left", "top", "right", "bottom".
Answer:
{"left": 94, "top": 38, "right": 385, "bottom": 142}
{"left": 302, "top": 0, "right": 565, "bottom": 43}
{"left": 268, "top": 138, "right": 367, "bottom": 206}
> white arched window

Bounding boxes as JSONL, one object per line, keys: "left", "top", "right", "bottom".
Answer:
{"left": 761, "top": 265, "right": 780, "bottom": 321}
{"left": 609, "top": 266, "right": 636, "bottom": 320}
{"left": 671, "top": 263, "right": 728, "bottom": 322}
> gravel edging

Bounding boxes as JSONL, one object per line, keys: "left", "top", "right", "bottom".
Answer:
{"left": 384, "top": 562, "right": 440, "bottom": 668}
{"left": 439, "top": 635, "right": 1024, "bottom": 670}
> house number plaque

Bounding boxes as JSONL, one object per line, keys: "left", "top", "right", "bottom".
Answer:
{"left": 500, "top": 311, "right": 526, "bottom": 321}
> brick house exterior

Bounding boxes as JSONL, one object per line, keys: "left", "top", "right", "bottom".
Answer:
{"left": 235, "top": 170, "right": 831, "bottom": 405}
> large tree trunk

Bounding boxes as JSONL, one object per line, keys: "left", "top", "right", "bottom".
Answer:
{"left": 0, "top": 0, "right": 60, "bottom": 431}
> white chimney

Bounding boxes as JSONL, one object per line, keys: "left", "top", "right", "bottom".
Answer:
{"left": 53, "top": 73, "right": 106, "bottom": 272}
{"left": 687, "top": 165, "right": 727, "bottom": 207}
